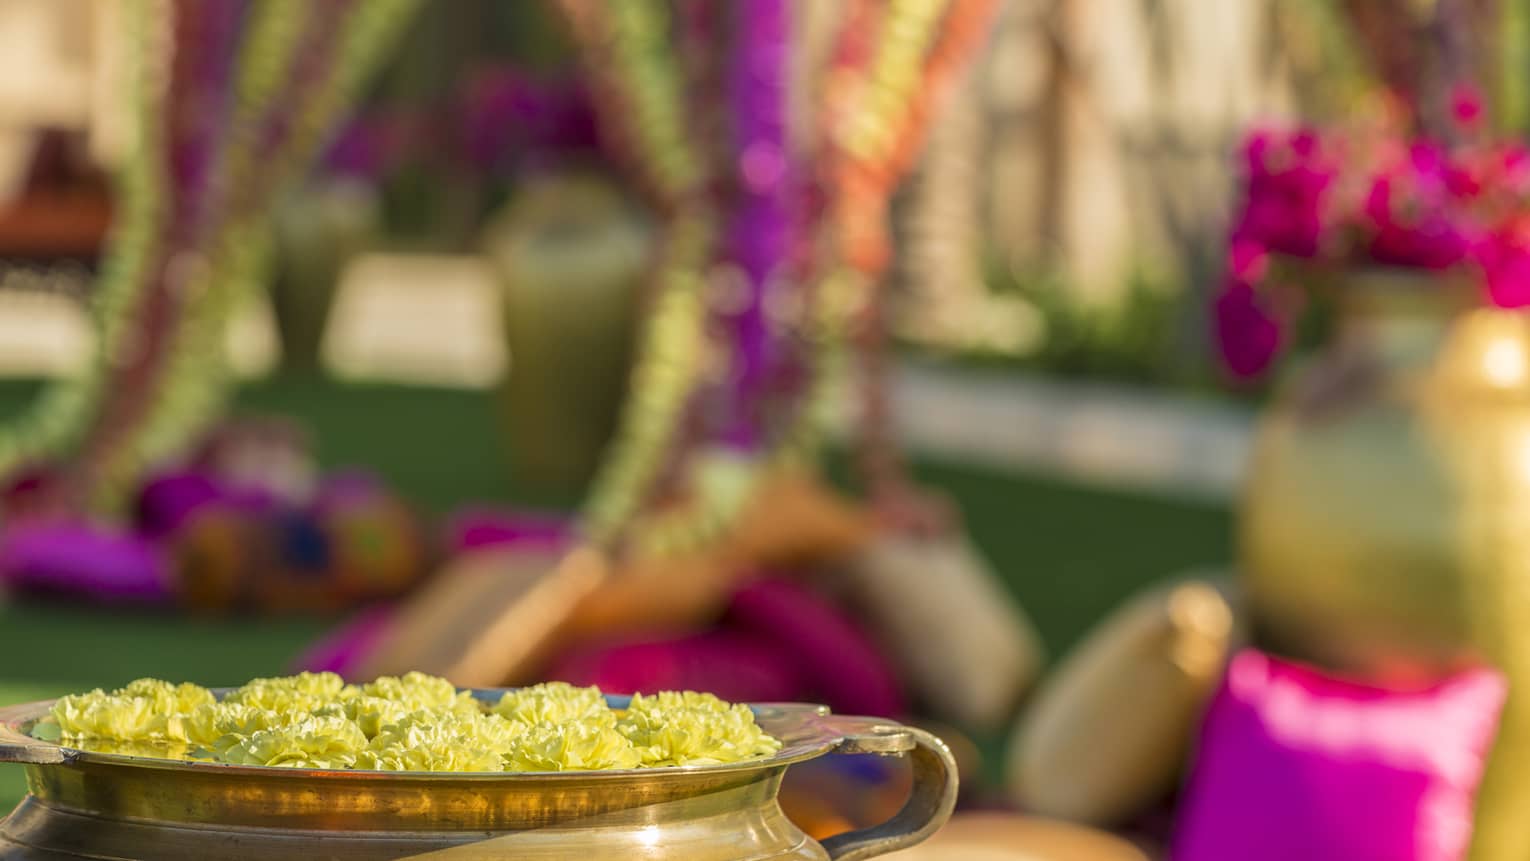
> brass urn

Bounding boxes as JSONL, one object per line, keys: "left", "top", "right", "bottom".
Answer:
{"left": 1240, "top": 268, "right": 1530, "bottom": 858}
{"left": 481, "top": 173, "right": 650, "bottom": 494}
{"left": 0, "top": 695, "right": 955, "bottom": 860}
{"left": 1242, "top": 268, "right": 1491, "bottom": 681}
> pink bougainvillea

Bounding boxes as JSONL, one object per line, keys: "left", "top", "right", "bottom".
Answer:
{"left": 1217, "top": 119, "right": 1530, "bottom": 378}
{"left": 1232, "top": 129, "right": 1337, "bottom": 260}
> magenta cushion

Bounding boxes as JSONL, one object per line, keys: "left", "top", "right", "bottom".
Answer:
{"left": 1173, "top": 649, "right": 1506, "bottom": 861}
{"left": 0, "top": 521, "right": 172, "bottom": 604}
{"left": 290, "top": 604, "right": 397, "bottom": 676}
{"left": 441, "top": 507, "right": 571, "bottom": 555}
{"left": 725, "top": 577, "right": 907, "bottom": 717}
{"left": 546, "top": 629, "right": 804, "bottom": 704}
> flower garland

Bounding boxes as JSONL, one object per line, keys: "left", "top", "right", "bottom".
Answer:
{"left": 788, "top": 0, "right": 1000, "bottom": 508}
{"left": 552, "top": 0, "right": 717, "bottom": 549}
{"left": 0, "top": 0, "right": 172, "bottom": 489}
{"left": 0, "top": 0, "right": 420, "bottom": 515}
{"left": 555, "top": 0, "right": 999, "bottom": 554}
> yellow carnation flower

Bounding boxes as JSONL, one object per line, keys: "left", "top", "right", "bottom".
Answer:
{"left": 505, "top": 721, "right": 641, "bottom": 772}
{"left": 493, "top": 682, "right": 611, "bottom": 726}
{"left": 224, "top": 672, "right": 354, "bottom": 714}
{"left": 360, "top": 671, "right": 479, "bottom": 716}
{"left": 618, "top": 692, "right": 781, "bottom": 766}
{"left": 219, "top": 715, "right": 367, "bottom": 769}
{"left": 53, "top": 691, "right": 162, "bottom": 741}
{"left": 41, "top": 675, "right": 778, "bottom": 773}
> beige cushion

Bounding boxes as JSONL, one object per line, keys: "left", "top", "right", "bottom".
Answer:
{"left": 882, "top": 813, "right": 1153, "bottom": 861}
{"left": 356, "top": 547, "right": 607, "bottom": 687}
{"left": 843, "top": 533, "right": 1044, "bottom": 731}
{"left": 1007, "top": 574, "right": 1241, "bottom": 825}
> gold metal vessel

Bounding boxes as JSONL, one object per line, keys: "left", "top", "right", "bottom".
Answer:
{"left": 482, "top": 174, "right": 648, "bottom": 493}
{"left": 0, "top": 693, "right": 955, "bottom": 860}
{"left": 1241, "top": 269, "right": 1490, "bottom": 683}
{"left": 1237, "top": 268, "right": 1530, "bottom": 858}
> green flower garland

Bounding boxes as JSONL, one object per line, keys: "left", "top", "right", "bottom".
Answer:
{"left": 0, "top": 0, "right": 420, "bottom": 514}
{"left": 558, "top": 0, "right": 991, "bottom": 555}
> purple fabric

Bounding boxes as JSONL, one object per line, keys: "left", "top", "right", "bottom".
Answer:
{"left": 719, "top": 0, "right": 792, "bottom": 449}
{"left": 166, "top": 0, "right": 248, "bottom": 226}
{"left": 545, "top": 577, "right": 904, "bottom": 716}
{"left": 458, "top": 67, "right": 601, "bottom": 172}
{"left": 1174, "top": 649, "right": 1505, "bottom": 861}
{"left": 311, "top": 470, "right": 384, "bottom": 508}
{"left": 137, "top": 471, "right": 277, "bottom": 540}
{"left": 290, "top": 604, "right": 398, "bottom": 676}
{"left": 0, "top": 522, "right": 173, "bottom": 604}
{"left": 726, "top": 577, "right": 906, "bottom": 717}
{"left": 442, "top": 508, "right": 572, "bottom": 555}
{"left": 548, "top": 628, "right": 804, "bottom": 704}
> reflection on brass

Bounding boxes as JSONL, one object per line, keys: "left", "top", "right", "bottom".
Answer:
{"left": 1243, "top": 271, "right": 1481, "bottom": 684}
{"left": 0, "top": 695, "right": 956, "bottom": 860}
{"left": 1238, "top": 270, "right": 1530, "bottom": 860}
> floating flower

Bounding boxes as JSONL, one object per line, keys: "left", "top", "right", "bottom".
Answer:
{"left": 617, "top": 691, "right": 782, "bottom": 767}
{"left": 357, "top": 709, "right": 523, "bottom": 772}
{"left": 53, "top": 691, "right": 164, "bottom": 741}
{"left": 219, "top": 715, "right": 367, "bottom": 769}
{"left": 505, "top": 720, "right": 642, "bottom": 772}
{"left": 225, "top": 671, "right": 354, "bottom": 713}
{"left": 53, "top": 679, "right": 215, "bottom": 743}
{"left": 39, "top": 674, "right": 780, "bottom": 772}
{"left": 182, "top": 701, "right": 288, "bottom": 753}
{"left": 362, "top": 671, "right": 480, "bottom": 716}
{"left": 493, "top": 681, "right": 611, "bottom": 726}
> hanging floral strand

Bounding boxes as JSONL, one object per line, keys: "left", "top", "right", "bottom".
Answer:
{"left": 0, "top": 0, "right": 420, "bottom": 516}
{"left": 551, "top": 0, "right": 999, "bottom": 554}
{"left": 771, "top": 0, "right": 998, "bottom": 510}
{"left": 553, "top": 0, "right": 718, "bottom": 548}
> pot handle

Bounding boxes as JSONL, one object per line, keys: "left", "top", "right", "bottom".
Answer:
{"left": 817, "top": 718, "right": 958, "bottom": 861}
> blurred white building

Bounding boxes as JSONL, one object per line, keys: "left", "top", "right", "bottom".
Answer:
{"left": 898, "top": 0, "right": 1294, "bottom": 351}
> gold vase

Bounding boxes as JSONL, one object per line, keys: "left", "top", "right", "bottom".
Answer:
{"left": 1242, "top": 268, "right": 1484, "bottom": 683}
{"left": 482, "top": 173, "right": 651, "bottom": 495}
{"left": 269, "top": 179, "right": 378, "bottom": 371}
{"left": 1240, "top": 267, "right": 1530, "bottom": 859}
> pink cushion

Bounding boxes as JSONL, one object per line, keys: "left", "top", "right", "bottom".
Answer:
{"left": 1173, "top": 649, "right": 1506, "bottom": 861}
{"left": 725, "top": 577, "right": 906, "bottom": 716}
{"left": 546, "top": 629, "right": 804, "bottom": 704}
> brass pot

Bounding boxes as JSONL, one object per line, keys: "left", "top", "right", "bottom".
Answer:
{"left": 1240, "top": 269, "right": 1530, "bottom": 858}
{"left": 0, "top": 694, "right": 955, "bottom": 860}
{"left": 270, "top": 179, "right": 378, "bottom": 371}
{"left": 1241, "top": 267, "right": 1529, "bottom": 684}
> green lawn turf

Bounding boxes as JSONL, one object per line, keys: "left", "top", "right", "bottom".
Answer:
{"left": 0, "top": 375, "right": 1231, "bottom": 808}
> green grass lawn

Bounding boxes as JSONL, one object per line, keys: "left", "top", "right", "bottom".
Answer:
{"left": 0, "top": 375, "right": 1231, "bottom": 809}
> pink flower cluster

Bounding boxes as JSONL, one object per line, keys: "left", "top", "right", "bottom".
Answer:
{"left": 1215, "top": 118, "right": 1530, "bottom": 378}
